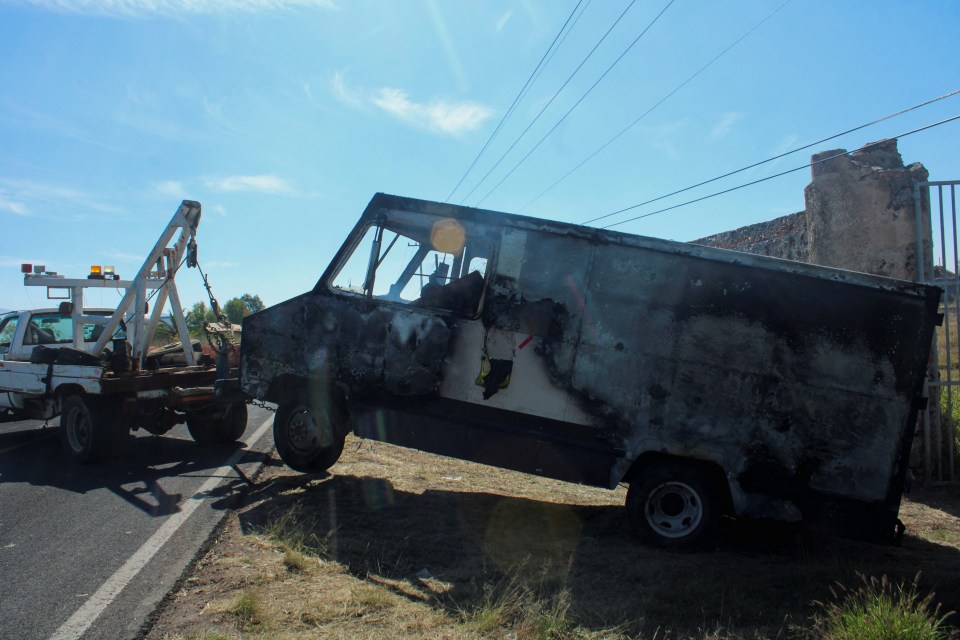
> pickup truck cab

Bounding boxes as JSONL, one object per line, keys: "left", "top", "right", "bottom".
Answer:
{"left": 0, "top": 308, "right": 122, "bottom": 362}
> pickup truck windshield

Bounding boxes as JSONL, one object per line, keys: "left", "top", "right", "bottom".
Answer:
{"left": 23, "top": 312, "right": 125, "bottom": 346}
{"left": 331, "top": 219, "right": 490, "bottom": 316}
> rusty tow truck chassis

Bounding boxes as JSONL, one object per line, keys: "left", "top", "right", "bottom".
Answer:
{"left": 222, "top": 193, "right": 941, "bottom": 548}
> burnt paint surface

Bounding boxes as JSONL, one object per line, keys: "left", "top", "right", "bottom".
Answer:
{"left": 242, "top": 193, "right": 941, "bottom": 535}
{"left": 242, "top": 293, "right": 451, "bottom": 401}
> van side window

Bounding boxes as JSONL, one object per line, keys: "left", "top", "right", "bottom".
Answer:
{"left": 331, "top": 219, "right": 490, "bottom": 316}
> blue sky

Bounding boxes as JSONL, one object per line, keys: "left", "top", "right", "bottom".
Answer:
{"left": 1, "top": 0, "right": 958, "bottom": 312}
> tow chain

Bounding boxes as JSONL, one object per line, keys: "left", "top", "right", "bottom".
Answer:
{"left": 248, "top": 398, "right": 276, "bottom": 413}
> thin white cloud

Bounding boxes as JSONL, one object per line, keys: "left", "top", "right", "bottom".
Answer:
{"left": 636, "top": 118, "right": 690, "bottom": 160}
{"left": 329, "top": 71, "right": 494, "bottom": 137}
{"left": 330, "top": 71, "right": 366, "bottom": 110}
{"left": 710, "top": 112, "right": 742, "bottom": 139}
{"left": 12, "top": 0, "right": 337, "bottom": 17}
{"left": 0, "top": 198, "right": 30, "bottom": 216}
{"left": 104, "top": 249, "right": 146, "bottom": 264}
{"left": 203, "top": 260, "right": 239, "bottom": 269}
{"left": 0, "top": 256, "right": 46, "bottom": 268}
{"left": 495, "top": 10, "right": 514, "bottom": 33}
{"left": 154, "top": 180, "right": 185, "bottom": 197}
{"left": 767, "top": 133, "right": 801, "bottom": 170}
{"left": 302, "top": 82, "right": 321, "bottom": 107}
{"left": 205, "top": 175, "right": 293, "bottom": 194}
{"left": 202, "top": 97, "right": 223, "bottom": 121}
{"left": 212, "top": 204, "right": 227, "bottom": 216}
{"left": 0, "top": 102, "right": 128, "bottom": 153}
{"left": 773, "top": 133, "right": 800, "bottom": 155}
{"left": 0, "top": 178, "right": 123, "bottom": 216}
{"left": 372, "top": 88, "right": 494, "bottom": 137}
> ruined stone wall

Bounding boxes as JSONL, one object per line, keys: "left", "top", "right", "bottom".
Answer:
{"left": 805, "top": 139, "right": 930, "bottom": 280}
{"left": 694, "top": 138, "right": 931, "bottom": 281}
{"left": 694, "top": 211, "right": 808, "bottom": 261}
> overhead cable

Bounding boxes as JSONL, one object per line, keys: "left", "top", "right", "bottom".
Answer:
{"left": 599, "top": 113, "right": 960, "bottom": 230}
{"left": 458, "top": 0, "right": 640, "bottom": 204}
{"left": 525, "top": 0, "right": 794, "bottom": 211}
{"left": 527, "top": 0, "right": 596, "bottom": 100}
{"left": 475, "top": 0, "right": 677, "bottom": 207}
{"left": 580, "top": 88, "right": 960, "bottom": 226}
{"left": 444, "top": 0, "right": 586, "bottom": 203}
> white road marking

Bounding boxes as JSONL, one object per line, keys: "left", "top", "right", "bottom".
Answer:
{"left": 49, "top": 416, "right": 274, "bottom": 640}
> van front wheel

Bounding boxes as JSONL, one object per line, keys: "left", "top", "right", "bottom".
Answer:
{"left": 273, "top": 400, "right": 345, "bottom": 473}
{"left": 626, "top": 461, "right": 721, "bottom": 548}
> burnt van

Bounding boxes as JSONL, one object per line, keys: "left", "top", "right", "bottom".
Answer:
{"left": 236, "top": 193, "right": 940, "bottom": 547}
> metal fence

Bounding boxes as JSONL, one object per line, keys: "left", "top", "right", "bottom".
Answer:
{"left": 916, "top": 180, "right": 959, "bottom": 484}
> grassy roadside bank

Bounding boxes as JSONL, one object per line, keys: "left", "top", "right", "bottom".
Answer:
{"left": 146, "top": 436, "right": 960, "bottom": 640}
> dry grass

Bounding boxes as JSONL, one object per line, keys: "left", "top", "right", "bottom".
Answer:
{"left": 149, "top": 435, "right": 960, "bottom": 640}
{"left": 812, "top": 573, "right": 954, "bottom": 640}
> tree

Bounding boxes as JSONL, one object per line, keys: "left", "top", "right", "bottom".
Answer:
{"left": 185, "top": 301, "right": 215, "bottom": 337}
{"left": 240, "top": 293, "right": 265, "bottom": 314}
{"left": 185, "top": 294, "right": 263, "bottom": 337}
{"left": 153, "top": 319, "right": 178, "bottom": 345}
{"left": 223, "top": 298, "right": 247, "bottom": 325}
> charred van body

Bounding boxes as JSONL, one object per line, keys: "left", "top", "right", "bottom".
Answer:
{"left": 239, "top": 193, "right": 940, "bottom": 547}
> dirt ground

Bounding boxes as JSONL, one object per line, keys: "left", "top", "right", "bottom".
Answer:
{"left": 145, "top": 435, "right": 960, "bottom": 640}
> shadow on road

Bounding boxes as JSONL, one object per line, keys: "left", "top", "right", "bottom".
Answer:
{"left": 0, "top": 422, "right": 270, "bottom": 517}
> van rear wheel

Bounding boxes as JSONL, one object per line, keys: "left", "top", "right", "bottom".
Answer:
{"left": 273, "top": 400, "right": 346, "bottom": 473}
{"left": 626, "top": 461, "right": 721, "bottom": 548}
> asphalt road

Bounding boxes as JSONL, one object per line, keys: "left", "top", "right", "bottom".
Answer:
{"left": 0, "top": 405, "right": 274, "bottom": 640}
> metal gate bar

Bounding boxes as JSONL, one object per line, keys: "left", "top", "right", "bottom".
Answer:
{"left": 916, "top": 180, "right": 959, "bottom": 484}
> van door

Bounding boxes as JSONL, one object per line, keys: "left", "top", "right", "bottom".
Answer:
{"left": 327, "top": 213, "right": 491, "bottom": 394}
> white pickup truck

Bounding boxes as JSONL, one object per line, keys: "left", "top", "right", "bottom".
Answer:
{"left": 0, "top": 200, "right": 246, "bottom": 463}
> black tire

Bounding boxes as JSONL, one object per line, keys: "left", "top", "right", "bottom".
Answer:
{"left": 273, "top": 398, "right": 346, "bottom": 473}
{"left": 59, "top": 394, "right": 126, "bottom": 463}
{"left": 186, "top": 403, "right": 248, "bottom": 445}
{"left": 626, "top": 461, "right": 722, "bottom": 549}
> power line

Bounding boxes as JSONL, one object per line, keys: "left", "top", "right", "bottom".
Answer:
{"left": 458, "top": 0, "right": 640, "bottom": 204}
{"left": 524, "top": 0, "right": 794, "bottom": 211}
{"left": 598, "top": 113, "right": 960, "bottom": 230}
{"left": 580, "top": 88, "right": 960, "bottom": 226}
{"left": 475, "top": 0, "right": 677, "bottom": 208}
{"left": 444, "top": 0, "right": 586, "bottom": 203}
{"left": 527, "top": 0, "right": 595, "bottom": 105}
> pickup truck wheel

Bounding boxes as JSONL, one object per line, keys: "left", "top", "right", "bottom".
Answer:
{"left": 186, "top": 403, "right": 248, "bottom": 445}
{"left": 60, "top": 395, "right": 124, "bottom": 463}
{"left": 626, "top": 462, "right": 721, "bottom": 549}
{"left": 274, "top": 400, "right": 346, "bottom": 473}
